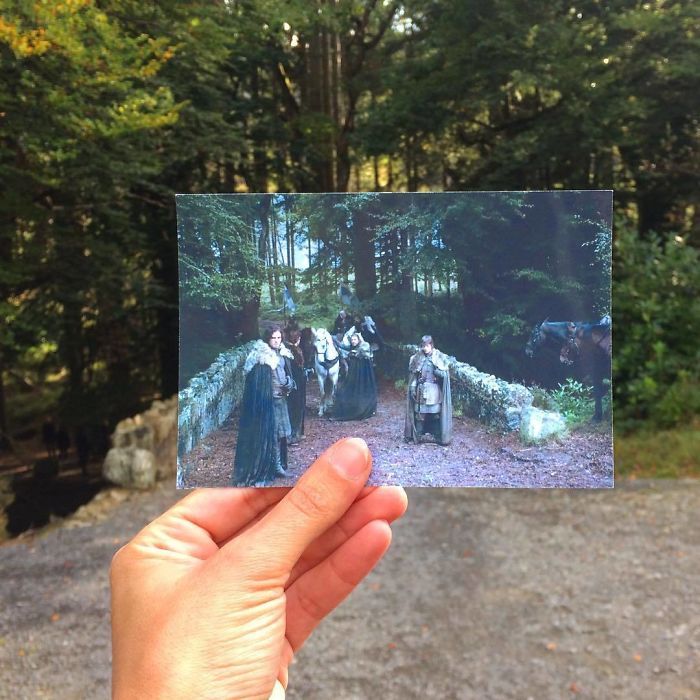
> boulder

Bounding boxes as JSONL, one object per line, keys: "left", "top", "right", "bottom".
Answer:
{"left": 103, "top": 447, "right": 156, "bottom": 490}
{"left": 519, "top": 406, "right": 568, "bottom": 444}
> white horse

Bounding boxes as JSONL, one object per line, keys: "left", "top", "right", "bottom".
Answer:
{"left": 312, "top": 327, "right": 340, "bottom": 416}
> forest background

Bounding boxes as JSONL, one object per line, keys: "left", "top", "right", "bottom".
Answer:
{"left": 2, "top": 0, "right": 699, "bottom": 477}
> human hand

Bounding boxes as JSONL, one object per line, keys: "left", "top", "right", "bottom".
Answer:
{"left": 111, "top": 438, "right": 407, "bottom": 700}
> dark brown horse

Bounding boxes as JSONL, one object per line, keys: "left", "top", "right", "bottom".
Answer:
{"left": 526, "top": 316, "right": 611, "bottom": 421}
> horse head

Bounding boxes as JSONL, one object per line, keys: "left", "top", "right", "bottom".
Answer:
{"left": 526, "top": 319, "right": 579, "bottom": 358}
{"left": 525, "top": 320, "right": 546, "bottom": 357}
{"left": 312, "top": 328, "right": 330, "bottom": 358}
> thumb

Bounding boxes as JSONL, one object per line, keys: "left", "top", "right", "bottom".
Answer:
{"left": 234, "top": 438, "right": 372, "bottom": 574}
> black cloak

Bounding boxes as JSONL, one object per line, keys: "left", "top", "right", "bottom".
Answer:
{"left": 233, "top": 362, "right": 279, "bottom": 486}
{"left": 404, "top": 349, "right": 453, "bottom": 446}
{"left": 285, "top": 344, "right": 306, "bottom": 440}
{"left": 332, "top": 350, "right": 377, "bottom": 421}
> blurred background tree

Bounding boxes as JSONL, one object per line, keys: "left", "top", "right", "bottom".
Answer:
{"left": 1, "top": 0, "right": 698, "bottom": 474}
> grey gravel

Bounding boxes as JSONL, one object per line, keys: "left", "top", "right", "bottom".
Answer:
{"left": 1, "top": 480, "right": 698, "bottom": 700}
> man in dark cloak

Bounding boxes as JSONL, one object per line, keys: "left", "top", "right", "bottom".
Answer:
{"left": 331, "top": 333, "right": 377, "bottom": 421}
{"left": 233, "top": 327, "right": 296, "bottom": 486}
{"left": 284, "top": 329, "right": 307, "bottom": 444}
{"left": 404, "top": 335, "right": 453, "bottom": 446}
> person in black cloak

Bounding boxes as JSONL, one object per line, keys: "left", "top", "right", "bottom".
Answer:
{"left": 404, "top": 335, "right": 452, "bottom": 445}
{"left": 284, "top": 329, "right": 306, "bottom": 444}
{"left": 331, "top": 332, "right": 377, "bottom": 421}
{"left": 233, "top": 327, "right": 296, "bottom": 486}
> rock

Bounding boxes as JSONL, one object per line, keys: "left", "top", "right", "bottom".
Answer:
{"left": 103, "top": 447, "right": 156, "bottom": 489}
{"left": 103, "top": 395, "right": 178, "bottom": 487}
{"left": 519, "top": 406, "right": 568, "bottom": 443}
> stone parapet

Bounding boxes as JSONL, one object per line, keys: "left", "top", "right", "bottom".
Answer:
{"left": 176, "top": 341, "right": 256, "bottom": 484}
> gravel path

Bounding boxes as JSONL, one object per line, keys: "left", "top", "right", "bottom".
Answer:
{"left": 1, "top": 479, "right": 698, "bottom": 699}
{"left": 181, "top": 381, "right": 613, "bottom": 488}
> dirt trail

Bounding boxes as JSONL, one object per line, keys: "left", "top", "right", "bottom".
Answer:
{"left": 0, "top": 479, "right": 698, "bottom": 700}
{"left": 181, "top": 380, "right": 613, "bottom": 488}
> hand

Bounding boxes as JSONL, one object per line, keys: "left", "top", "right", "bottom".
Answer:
{"left": 111, "top": 438, "right": 407, "bottom": 700}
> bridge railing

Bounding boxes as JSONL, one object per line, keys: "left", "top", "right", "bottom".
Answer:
{"left": 377, "top": 344, "right": 536, "bottom": 433}
{"left": 177, "top": 341, "right": 257, "bottom": 481}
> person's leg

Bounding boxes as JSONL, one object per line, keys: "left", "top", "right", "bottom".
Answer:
{"left": 274, "top": 439, "right": 286, "bottom": 477}
{"left": 425, "top": 414, "right": 439, "bottom": 440}
{"left": 414, "top": 416, "right": 424, "bottom": 440}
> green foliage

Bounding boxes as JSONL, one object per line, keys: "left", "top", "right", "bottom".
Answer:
{"left": 178, "top": 195, "right": 265, "bottom": 312}
{"left": 550, "top": 379, "right": 598, "bottom": 428}
{"left": 530, "top": 386, "right": 558, "bottom": 412}
{"left": 613, "top": 226, "right": 700, "bottom": 431}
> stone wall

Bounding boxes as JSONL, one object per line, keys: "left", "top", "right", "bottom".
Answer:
{"left": 102, "top": 396, "right": 177, "bottom": 489}
{"left": 177, "top": 341, "right": 256, "bottom": 472}
{"left": 377, "top": 344, "right": 536, "bottom": 433}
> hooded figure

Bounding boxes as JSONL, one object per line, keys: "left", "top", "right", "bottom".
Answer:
{"left": 404, "top": 335, "right": 453, "bottom": 446}
{"left": 233, "top": 335, "right": 295, "bottom": 486}
{"left": 331, "top": 332, "right": 377, "bottom": 421}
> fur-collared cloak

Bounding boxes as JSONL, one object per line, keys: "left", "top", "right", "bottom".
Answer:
{"left": 404, "top": 348, "right": 453, "bottom": 446}
{"left": 233, "top": 341, "right": 294, "bottom": 486}
{"left": 332, "top": 333, "right": 377, "bottom": 421}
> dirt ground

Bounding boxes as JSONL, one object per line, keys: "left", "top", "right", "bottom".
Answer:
{"left": 181, "top": 380, "right": 613, "bottom": 489}
{"left": 0, "top": 479, "right": 698, "bottom": 700}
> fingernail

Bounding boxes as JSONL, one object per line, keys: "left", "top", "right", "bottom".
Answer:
{"left": 328, "top": 437, "right": 371, "bottom": 480}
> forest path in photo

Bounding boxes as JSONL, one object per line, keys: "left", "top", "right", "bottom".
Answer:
{"left": 181, "top": 379, "right": 613, "bottom": 488}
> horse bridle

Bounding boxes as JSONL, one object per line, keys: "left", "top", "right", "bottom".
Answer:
{"left": 315, "top": 334, "right": 339, "bottom": 369}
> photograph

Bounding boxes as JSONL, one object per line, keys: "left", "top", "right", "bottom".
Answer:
{"left": 177, "top": 191, "right": 613, "bottom": 488}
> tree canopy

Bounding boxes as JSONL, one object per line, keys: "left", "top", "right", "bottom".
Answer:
{"left": 1, "top": 0, "right": 698, "bottom": 438}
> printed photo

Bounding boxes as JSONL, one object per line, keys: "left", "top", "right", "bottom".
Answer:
{"left": 177, "top": 191, "right": 613, "bottom": 488}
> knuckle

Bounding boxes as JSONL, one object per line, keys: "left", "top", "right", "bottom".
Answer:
{"left": 287, "top": 481, "right": 332, "bottom": 522}
{"left": 294, "top": 584, "right": 327, "bottom": 623}
{"left": 109, "top": 543, "right": 133, "bottom": 582}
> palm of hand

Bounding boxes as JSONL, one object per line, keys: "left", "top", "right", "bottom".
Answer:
{"left": 112, "top": 441, "right": 407, "bottom": 700}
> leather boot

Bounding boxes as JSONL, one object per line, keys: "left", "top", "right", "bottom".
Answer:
{"left": 275, "top": 439, "right": 288, "bottom": 477}
{"left": 414, "top": 418, "right": 424, "bottom": 443}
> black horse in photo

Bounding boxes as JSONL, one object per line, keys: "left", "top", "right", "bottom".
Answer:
{"left": 526, "top": 316, "right": 612, "bottom": 421}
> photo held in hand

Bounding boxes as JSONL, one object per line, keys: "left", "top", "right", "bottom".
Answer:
{"left": 177, "top": 191, "right": 613, "bottom": 488}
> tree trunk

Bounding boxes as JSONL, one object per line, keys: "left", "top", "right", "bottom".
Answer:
{"left": 351, "top": 205, "right": 376, "bottom": 300}
{"left": 271, "top": 209, "right": 280, "bottom": 297}
{"left": 399, "top": 228, "right": 416, "bottom": 338}
{"left": 0, "top": 352, "right": 7, "bottom": 447}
